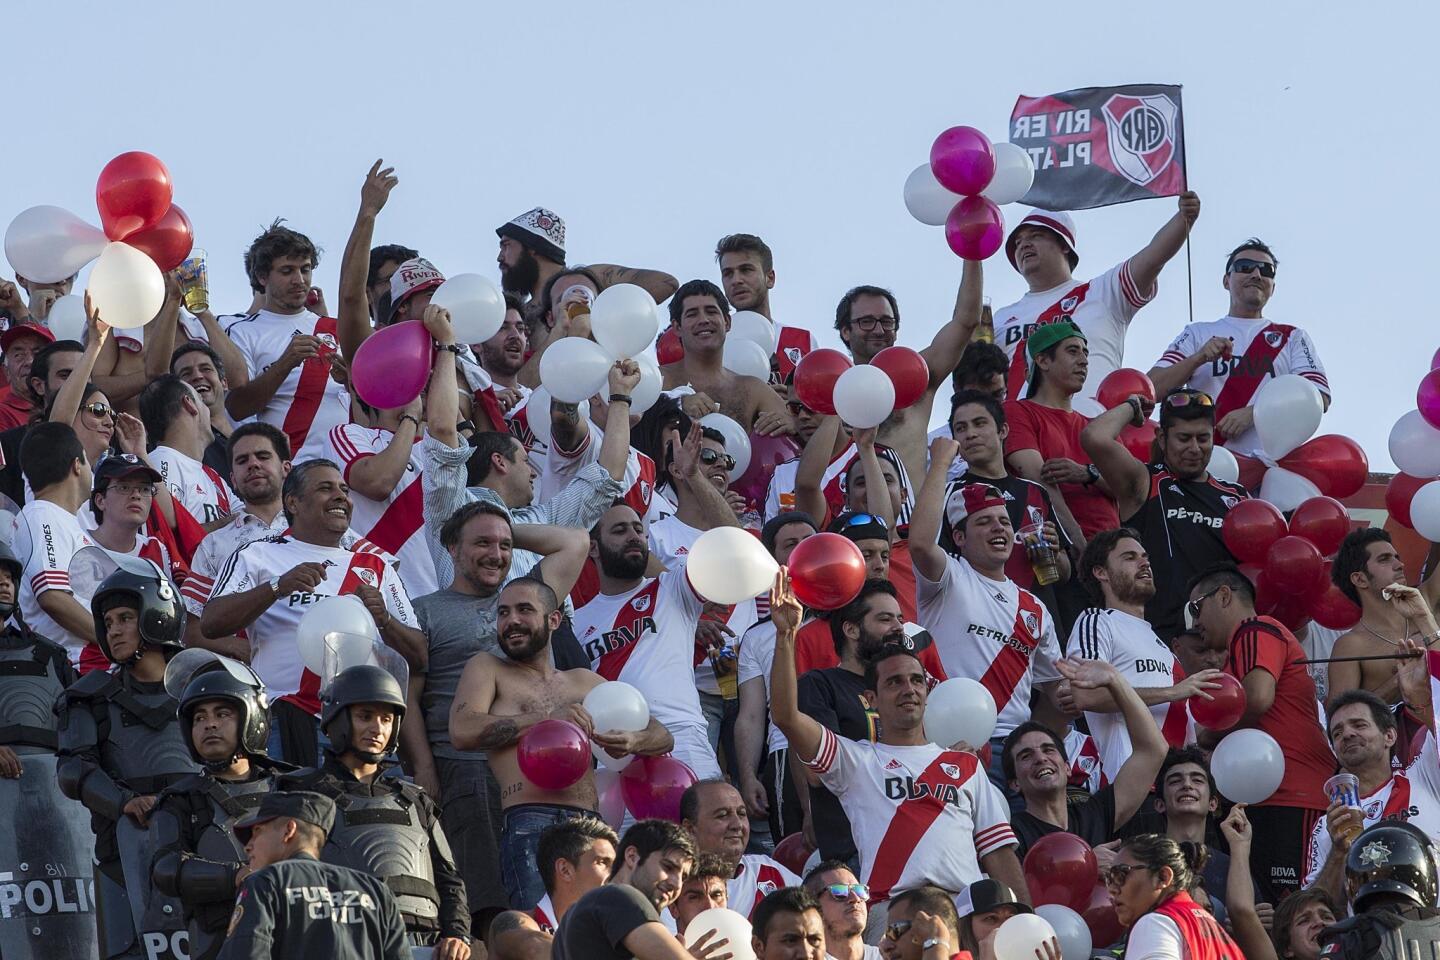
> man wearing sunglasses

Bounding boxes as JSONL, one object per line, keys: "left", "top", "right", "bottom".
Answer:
{"left": 1148, "top": 240, "right": 1330, "bottom": 458}
{"left": 801, "top": 861, "right": 878, "bottom": 960}
{"left": 1081, "top": 388, "right": 1249, "bottom": 641}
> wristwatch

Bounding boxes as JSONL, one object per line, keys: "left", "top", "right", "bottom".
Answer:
{"left": 267, "top": 575, "right": 282, "bottom": 597}
{"left": 922, "top": 936, "right": 949, "bottom": 952}
{"left": 1084, "top": 463, "right": 1101, "bottom": 486}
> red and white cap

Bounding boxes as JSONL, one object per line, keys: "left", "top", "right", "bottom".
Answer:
{"left": 1005, "top": 209, "right": 1079, "bottom": 270}
{"left": 944, "top": 482, "right": 1008, "bottom": 528}
{"left": 387, "top": 258, "right": 445, "bottom": 321}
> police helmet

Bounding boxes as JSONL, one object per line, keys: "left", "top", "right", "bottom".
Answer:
{"left": 91, "top": 560, "right": 185, "bottom": 664}
{"left": 179, "top": 664, "right": 271, "bottom": 767}
{"left": 319, "top": 664, "right": 406, "bottom": 760}
{"left": 1346, "top": 821, "right": 1439, "bottom": 912}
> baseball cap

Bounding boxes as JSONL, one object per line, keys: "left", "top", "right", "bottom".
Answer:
{"left": 944, "top": 482, "right": 1007, "bottom": 529}
{"left": 234, "top": 790, "right": 337, "bottom": 844}
{"left": 386, "top": 258, "right": 445, "bottom": 322}
{"left": 1, "top": 322, "right": 56, "bottom": 353}
{"left": 957, "top": 879, "right": 1034, "bottom": 919}
{"left": 93, "top": 453, "right": 163, "bottom": 490}
{"left": 1006, "top": 209, "right": 1079, "bottom": 271}
{"left": 496, "top": 207, "right": 566, "bottom": 265}
{"left": 1025, "top": 320, "right": 1087, "bottom": 363}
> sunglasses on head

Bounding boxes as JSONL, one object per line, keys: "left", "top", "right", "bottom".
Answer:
{"left": 838, "top": 512, "right": 888, "bottom": 530}
{"left": 1229, "top": 258, "right": 1276, "bottom": 279}
{"left": 698, "top": 448, "right": 736, "bottom": 471}
{"left": 823, "top": 882, "right": 869, "bottom": 901}
{"left": 1163, "top": 390, "right": 1214, "bottom": 410}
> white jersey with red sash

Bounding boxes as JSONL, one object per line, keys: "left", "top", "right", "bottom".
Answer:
{"left": 728, "top": 854, "right": 802, "bottom": 919}
{"left": 1154, "top": 316, "right": 1330, "bottom": 457}
{"left": 803, "top": 725, "right": 1016, "bottom": 901}
{"left": 151, "top": 444, "right": 237, "bottom": 526}
{"left": 914, "top": 555, "right": 1061, "bottom": 737}
{"left": 1070, "top": 607, "right": 1193, "bottom": 776}
{"left": 994, "top": 261, "right": 1153, "bottom": 416}
{"left": 541, "top": 418, "right": 658, "bottom": 523}
{"left": 206, "top": 531, "right": 414, "bottom": 714}
{"left": 531, "top": 894, "right": 556, "bottom": 934}
{"left": 1126, "top": 891, "right": 1242, "bottom": 960}
{"left": 1065, "top": 730, "right": 1109, "bottom": 792}
{"left": 762, "top": 443, "right": 914, "bottom": 525}
{"left": 223, "top": 310, "right": 353, "bottom": 462}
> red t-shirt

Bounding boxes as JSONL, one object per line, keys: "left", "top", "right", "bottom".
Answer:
{"left": 1002, "top": 399, "right": 1119, "bottom": 538}
{"left": 1225, "top": 616, "right": 1333, "bottom": 810}
{"left": 0, "top": 386, "right": 33, "bottom": 432}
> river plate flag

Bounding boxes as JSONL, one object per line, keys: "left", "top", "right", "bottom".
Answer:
{"left": 1010, "top": 84, "right": 1185, "bottom": 210}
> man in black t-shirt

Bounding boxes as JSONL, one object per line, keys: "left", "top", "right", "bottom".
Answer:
{"left": 1003, "top": 659, "right": 1168, "bottom": 859}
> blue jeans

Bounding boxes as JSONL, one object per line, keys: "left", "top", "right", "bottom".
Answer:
{"left": 501, "top": 804, "right": 592, "bottom": 910}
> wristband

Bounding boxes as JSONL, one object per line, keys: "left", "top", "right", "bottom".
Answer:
{"left": 434, "top": 342, "right": 463, "bottom": 355}
{"left": 399, "top": 415, "right": 421, "bottom": 429}
{"left": 1126, "top": 395, "right": 1145, "bottom": 427}
{"left": 609, "top": 394, "right": 633, "bottom": 405}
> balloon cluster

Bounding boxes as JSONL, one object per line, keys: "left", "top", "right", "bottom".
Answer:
{"left": 1387, "top": 352, "right": 1440, "bottom": 540}
{"left": 1242, "top": 374, "right": 1367, "bottom": 511}
{"left": 789, "top": 345, "right": 929, "bottom": 432}
{"left": 1222, "top": 495, "right": 1359, "bottom": 632}
{"left": 903, "top": 126, "right": 1036, "bottom": 261}
{"left": 5, "top": 152, "right": 196, "bottom": 330}
{"left": 1022, "top": 833, "right": 1118, "bottom": 951}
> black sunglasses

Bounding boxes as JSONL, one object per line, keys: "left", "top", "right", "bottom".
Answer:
{"left": 699, "top": 448, "right": 736, "bottom": 471}
{"left": 1229, "top": 258, "right": 1276, "bottom": 279}
{"left": 884, "top": 919, "right": 912, "bottom": 942}
{"left": 1187, "top": 585, "right": 1223, "bottom": 621}
{"left": 1103, "top": 863, "right": 1146, "bottom": 889}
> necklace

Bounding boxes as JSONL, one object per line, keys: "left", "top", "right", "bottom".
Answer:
{"left": 1359, "top": 619, "right": 1416, "bottom": 647}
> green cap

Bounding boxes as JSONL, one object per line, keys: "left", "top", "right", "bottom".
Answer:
{"left": 1025, "top": 320, "right": 1087, "bottom": 361}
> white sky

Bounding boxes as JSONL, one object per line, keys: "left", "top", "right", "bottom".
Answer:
{"left": 6, "top": 0, "right": 1437, "bottom": 468}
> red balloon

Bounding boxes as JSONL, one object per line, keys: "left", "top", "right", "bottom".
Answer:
{"left": 871, "top": 347, "right": 930, "bottom": 410}
{"left": 787, "top": 533, "right": 867, "bottom": 610}
{"left": 1311, "top": 570, "right": 1361, "bottom": 631}
{"left": 516, "top": 719, "right": 590, "bottom": 790}
{"left": 793, "top": 349, "right": 852, "bottom": 417}
{"left": 1278, "top": 435, "right": 1369, "bottom": 500}
{"left": 944, "top": 196, "right": 1005, "bottom": 261}
{"left": 929, "top": 125, "right": 996, "bottom": 195}
{"left": 1189, "top": 673, "right": 1246, "bottom": 730}
{"left": 1265, "top": 535, "right": 1326, "bottom": 597}
{"left": 771, "top": 832, "right": 815, "bottom": 877}
{"left": 1082, "top": 883, "right": 1125, "bottom": 948}
{"left": 1288, "top": 497, "right": 1352, "bottom": 557}
{"left": 620, "top": 755, "right": 697, "bottom": 821}
{"left": 731, "top": 433, "right": 801, "bottom": 508}
{"left": 657, "top": 327, "right": 684, "bottom": 365}
{"left": 1222, "top": 499, "right": 1287, "bottom": 564}
{"left": 1120, "top": 421, "right": 1158, "bottom": 463}
{"left": 96, "top": 151, "right": 174, "bottom": 241}
{"left": 1253, "top": 567, "right": 1316, "bottom": 631}
{"left": 1024, "top": 832, "right": 1098, "bottom": 911}
{"left": 1387, "top": 472, "right": 1430, "bottom": 529}
{"left": 123, "top": 204, "right": 193, "bottom": 271}
{"left": 1095, "top": 368, "right": 1157, "bottom": 411}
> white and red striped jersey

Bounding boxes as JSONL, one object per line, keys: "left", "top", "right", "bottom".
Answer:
{"left": 223, "top": 310, "right": 352, "bottom": 462}
{"left": 326, "top": 424, "right": 439, "bottom": 600}
{"left": 915, "top": 555, "right": 1061, "bottom": 738}
{"left": 531, "top": 894, "right": 556, "bottom": 933}
{"left": 1069, "top": 608, "right": 1192, "bottom": 776}
{"left": 994, "top": 261, "right": 1155, "bottom": 416}
{"left": 151, "top": 444, "right": 236, "bottom": 526}
{"left": 1064, "top": 729, "right": 1109, "bottom": 793}
{"left": 505, "top": 392, "right": 549, "bottom": 468}
{"left": 763, "top": 444, "right": 914, "bottom": 526}
{"left": 1154, "top": 317, "right": 1330, "bottom": 458}
{"left": 13, "top": 499, "right": 100, "bottom": 670}
{"left": 206, "top": 532, "right": 414, "bottom": 715}
{"left": 180, "top": 508, "right": 289, "bottom": 617}
{"left": 542, "top": 419, "right": 659, "bottom": 524}
{"left": 728, "top": 853, "right": 801, "bottom": 919}
{"left": 571, "top": 569, "right": 721, "bottom": 779}
{"left": 737, "top": 618, "right": 787, "bottom": 754}
{"left": 803, "top": 725, "right": 1016, "bottom": 901}
{"left": 648, "top": 514, "right": 756, "bottom": 697}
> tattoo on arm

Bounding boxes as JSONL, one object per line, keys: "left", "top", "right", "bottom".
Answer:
{"left": 550, "top": 401, "right": 583, "bottom": 452}
{"left": 473, "top": 718, "right": 520, "bottom": 751}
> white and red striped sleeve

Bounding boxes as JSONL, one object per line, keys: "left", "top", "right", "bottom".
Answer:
{"left": 328, "top": 424, "right": 378, "bottom": 482}
{"left": 22, "top": 512, "right": 77, "bottom": 597}
{"left": 801, "top": 724, "right": 848, "bottom": 779}
{"left": 1155, "top": 324, "right": 1200, "bottom": 368}
{"left": 1116, "top": 259, "right": 1157, "bottom": 311}
{"left": 971, "top": 771, "right": 1018, "bottom": 857}
{"left": 1283, "top": 328, "right": 1331, "bottom": 396}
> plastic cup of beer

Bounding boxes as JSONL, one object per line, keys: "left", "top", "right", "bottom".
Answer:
{"left": 562, "top": 285, "right": 594, "bottom": 325}
{"left": 177, "top": 248, "right": 209, "bottom": 314}
{"left": 1324, "top": 773, "right": 1363, "bottom": 842}
{"left": 1018, "top": 521, "right": 1060, "bottom": 587}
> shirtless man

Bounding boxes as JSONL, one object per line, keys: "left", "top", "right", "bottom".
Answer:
{"left": 1328, "top": 528, "right": 1440, "bottom": 702}
{"left": 449, "top": 575, "right": 673, "bottom": 911}
{"left": 660, "top": 279, "right": 793, "bottom": 437}
{"left": 834, "top": 260, "right": 982, "bottom": 486}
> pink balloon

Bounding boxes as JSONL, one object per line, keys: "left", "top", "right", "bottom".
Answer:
{"left": 1432, "top": 346, "right": 1440, "bottom": 370}
{"left": 1420, "top": 369, "right": 1440, "bottom": 430}
{"left": 596, "top": 768, "right": 627, "bottom": 828}
{"left": 351, "top": 320, "right": 434, "bottom": 409}
{"left": 620, "top": 755, "right": 697, "bottom": 821}
{"left": 731, "top": 433, "right": 800, "bottom": 507}
{"left": 929, "top": 126, "right": 996, "bottom": 196}
{"left": 516, "top": 719, "right": 590, "bottom": 790}
{"left": 945, "top": 197, "right": 1005, "bottom": 261}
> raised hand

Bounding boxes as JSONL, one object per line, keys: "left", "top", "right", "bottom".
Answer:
{"left": 770, "top": 568, "right": 803, "bottom": 635}
{"left": 360, "top": 160, "right": 398, "bottom": 218}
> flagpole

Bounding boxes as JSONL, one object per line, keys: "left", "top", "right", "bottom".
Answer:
{"left": 1179, "top": 90, "right": 1194, "bottom": 326}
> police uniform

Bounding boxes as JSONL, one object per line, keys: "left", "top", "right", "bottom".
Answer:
{"left": 218, "top": 791, "right": 410, "bottom": 959}
{"left": 1319, "top": 822, "right": 1440, "bottom": 960}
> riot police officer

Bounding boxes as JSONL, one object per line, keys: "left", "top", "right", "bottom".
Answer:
{"left": 280, "top": 664, "right": 471, "bottom": 958}
{"left": 151, "top": 653, "right": 295, "bottom": 960}
{"left": 1319, "top": 822, "right": 1440, "bottom": 959}
{"left": 221, "top": 790, "right": 411, "bottom": 959}
{"left": 56, "top": 558, "right": 197, "bottom": 960}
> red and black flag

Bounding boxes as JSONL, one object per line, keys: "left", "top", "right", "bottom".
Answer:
{"left": 1010, "top": 84, "right": 1185, "bottom": 211}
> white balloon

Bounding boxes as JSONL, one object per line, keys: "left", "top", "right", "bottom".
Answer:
{"left": 583, "top": 681, "right": 650, "bottom": 734}
{"left": 1034, "top": 905, "right": 1091, "bottom": 960}
{"left": 699, "top": 412, "right": 751, "bottom": 479}
{"left": 723, "top": 338, "right": 770, "bottom": 382}
{"left": 1389, "top": 410, "right": 1440, "bottom": 479}
{"left": 833, "top": 364, "right": 895, "bottom": 429}
{"left": 983, "top": 142, "right": 1038, "bottom": 205}
{"left": 684, "top": 908, "right": 756, "bottom": 960}
{"left": 994, "top": 913, "right": 1059, "bottom": 960}
{"left": 1410, "top": 482, "right": 1440, "bottom": 541}
{"left": 1207, "top": 444, "right": 1240, "bottom": 484}
{"left": 1253, "top": 374, "right": 1324, "bottom": 459}
{"left": 1211, "top": 728, "right": 1285, "bottom": 804}
{"left": 4, "top": 205, "right": 108, "bottom": 283}
{"left": 630, "top": 353, "right": 663, "bottom": 415}
{"left": 539, "top": 337, "right": 613, "bottom": 403}
{"left": 730, "top": 311, "right": 777, "bottom": 355}
{"left": 297, "top": 595, "right": 381, "bottom": 675}
{"left": 903, "top": 162, "right": 962, "bottom": 226}
{"left": 687, "top": 527, "right": 779, "bottom": 605}
{"left": 591, "top": 283, "right": 659, "bottom": 360}
{"left": 45, "top": 294, "right": 87, "bottom": 341}
{"left": 523, "top": 387, "right": 552, "bottom": 450}
{"left": 923, "top": 678, "right": 998, "bottom": 749}
{"left": 1259, "top": 466, "right": 1321, "bottom": 513}
{"left": 431, "top": 273, "right": 506, "bottom": 344}
{"left": 86, "top": 241, "right": 165, "bottom": 329}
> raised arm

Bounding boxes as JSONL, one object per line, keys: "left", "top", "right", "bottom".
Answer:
{"left": 1058, "top": 658, "right": 1167, "bottom": 829}
{"left": 1080, "top": 399, "right": 1154, "bottom": 519}
{"left": 597, "top": 360, "right": 642, "bottom": 481}
{"left": 518, "top": 524, "right": 593, "bottom": 601}
{"left": 768, "top": 569, "right": 824, "bottom": 765}
{"left": 344, "top": 400, "right": 423, "bottom": 499}
{"left": 1126, "top": 192, "right": 1200, "bottom": 298}
{"left": 338, "top": 161, "right": 398, "bottom": 361}
{"left": 52, "top": 298, "right": 108, "bottom": 426}
{"left": 794, "top": 415, "right": 843, "bottom": 525}
{"left": 422, "top": 305, "right": 463, "bottom": 448}
{"left": 1220, "top": 805, "right": 1279, "bottom": 960}
{"left": 672, "top": 424, "right": 740, "bottom": 530}
{"left": 143, "top": 274, "right": 183, "bottom": 381}
{"left": 191, "top": 310, "right": 249, "bottom": 388}
{"left": 908, "top": 436, "right": 959, "bottom": 583}
{"left": 586, "top": 263, "right": 679, "bottom": 303}
{"left": 1147, "top": 335, "right": 1231, "bottom": 398}
{"left": 918, "top": 259, "right": 983, "bottom": 390}
{"left": 852, "top": 427, "right": 896, "bottom": 533}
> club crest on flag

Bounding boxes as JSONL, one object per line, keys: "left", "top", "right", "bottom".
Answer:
{"left": 1102, "top": 93, "right": 1179, "bottom": 187}
{"left": 785, "top": 347, "right": 801, "bottom": 364}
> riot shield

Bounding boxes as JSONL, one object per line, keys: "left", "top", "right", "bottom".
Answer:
{"left": 115, "top": 818, "right": 190, "bottom": 960}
